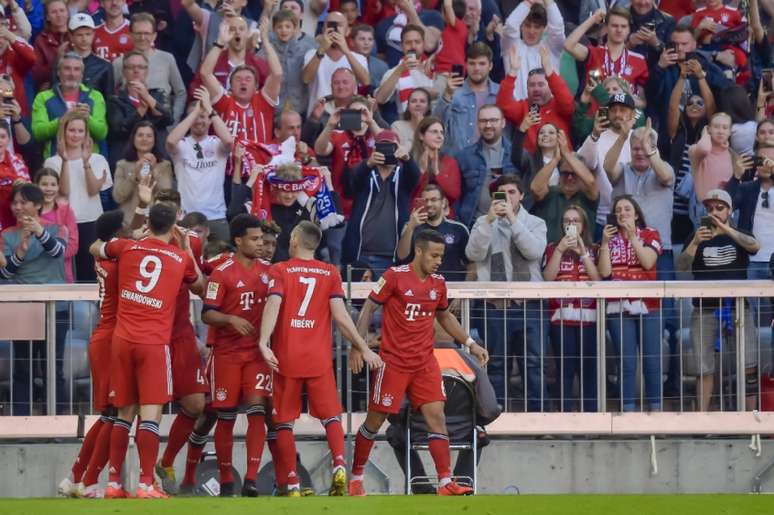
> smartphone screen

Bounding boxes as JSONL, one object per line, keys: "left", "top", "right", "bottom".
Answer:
{"left": 338, "top": 109, "right": 361, "bottom": 131}
{"left": 700, "top": 216, "right": 714, "bottom": 229}
{"left": 375, "top": 142, "right": 397, "bottom": 165}
{"left": 451, "top": 64, "right": 464, "bottom": 77}
{"left": 606, "top": 212, "right": 618, "bottom": 227}
{"left": 492, "top": 191, "right": 506, "bottom": 202}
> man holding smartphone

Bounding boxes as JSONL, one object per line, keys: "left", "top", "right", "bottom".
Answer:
{"left": 627, "top": 0, "right": 676, "bottom": 66}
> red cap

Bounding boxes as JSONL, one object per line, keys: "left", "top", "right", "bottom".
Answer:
{"left": 375, "top": 130, "right": 400, "bottom": 144}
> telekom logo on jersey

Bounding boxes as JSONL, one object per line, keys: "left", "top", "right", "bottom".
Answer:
{"left": 404, "top": 303, "right": 430, "bottom": 321}
{"left": 239, "top": 291, "right": 254, "bottom": 311}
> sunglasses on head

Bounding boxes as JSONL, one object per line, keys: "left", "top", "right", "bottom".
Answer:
{"left": 763, "top": 190, "right": 769, "bottom": 209}
{"left": 193, "top": 142, "right": 204, "bottom": 160}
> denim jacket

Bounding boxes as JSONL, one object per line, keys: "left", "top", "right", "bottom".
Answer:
{"left": 433, "top": 79, "right": 499, "bottom": 155}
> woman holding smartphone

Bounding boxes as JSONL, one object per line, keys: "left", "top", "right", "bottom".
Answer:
{"left": 598, "top": 195, "right": 663, "bottom": 412}
{"left": 543, "top": 205, "right": 600, "bottom": 412}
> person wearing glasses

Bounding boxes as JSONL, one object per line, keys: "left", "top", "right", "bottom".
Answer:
{"left": 166, "top": 86, "right": 234, "bottom": 243}
{"left": 107, "top": 50, "right": 172, "bottom": 166}
{"left": 677, "top": 189, "right": 759, "bottom": 411}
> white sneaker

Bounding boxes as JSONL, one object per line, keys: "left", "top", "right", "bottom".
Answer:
{"left": 82, "top": 483, "right": 102, "bottom": 499}
{"left": 57, "top": 476, "right": 76, "bottom": 497}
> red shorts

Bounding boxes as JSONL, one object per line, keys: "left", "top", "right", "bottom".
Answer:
{"left": 109, "top": 336, "right": 172, "bottom": 407}
{"left": 272, "top": 371, "right": 342, "bottom": 424}
{"left": 369, "top": 359, "right": 446, "bottom": 414}
{"left": 88, "top": 327, "right": 113, "bottom": 412}
{"left": 209, "top": 351, "right": 272, "bottom": 408}
{"left": 170, "top": 335, "right": 208, "bottom": 398}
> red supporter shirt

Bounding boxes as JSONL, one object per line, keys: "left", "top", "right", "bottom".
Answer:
{"left": 213, "top": 90, "right": 276, "bottom": 145}
{"left": 369, "top": 265, "right": 449, "bottom": 373}
{"left": 171, "top": 231, "right": 203, "bottom": 341}
{"left": 93, "top": 20, "right": 133, "bottom": 61}
{"left": 691, "top": 6, "right": 743, "bottom": 43}
{"left": 104, "top": 237, "right": 198, "bottom": 344}
{"left": 0, "top": 39, "right": 36, "bottom": 117}
{"left": 204, "top": 257, "right": 271, "bottom": 356}
{"left": 542, "top": 244, "right": 597, "bottom": 326}
{"left": 585, "top": 46, "right": 648, "bottom": 90}
{"left": 329, "top": 130, "right": 375, "bottom": 217}
{"left": 0, "top": 151, "right": 30, "bottom": 230}
{"left": 267, "top": 257, "right": 345, "bottom": 378}
{"left": 606, "top": 227, "right": 662, "bottom": 311}
{"left": 435, "top": 18, "right": 467, "bottom": 74}
{"left": 94, "top": 258, "right": 119, "bottom": 331}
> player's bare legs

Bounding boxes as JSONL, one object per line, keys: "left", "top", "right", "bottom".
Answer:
{"left": 349, "top": 410, "right": 389, "bottom": 496}
{"left": 157, "top": 392, "right": 205, "bottom": 494}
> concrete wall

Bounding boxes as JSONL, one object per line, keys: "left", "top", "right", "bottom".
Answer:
{"left": 1, "top": 438, "right": 772, "bottom": 497}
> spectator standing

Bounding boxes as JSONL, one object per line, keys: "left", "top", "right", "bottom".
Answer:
{"left": 269, "top": 8, "right": 315, "bottom": 116}
{"left": 572, "top": 75, "right": 646, "bottom": 145}
{"left": 351, "top": 24, "right": 389, "bottom": 93}
{"left": 456, "top": 104, "right": 518, "bottom": 228}
{"left": 465, "top": 174, "right": 549, "bottom": 409}
{"left": 433, "top": 42, "right": 499, "bottom": 153}
{"left": 2, "top": 0, "right": 32, "bottom": 40}
{"left": 35, "top": 167, "right": 78, "bottom": 283}
{"left": 0, "top": 120, "right": 29, "bottom": 230}
{"left": 497, "top": 45, "right": 574, "bottom": 154}
{"left": 677, "top": 189, "right": 759, "bottom": 411}
{"left": 501, "top": 0, "right": 565, "bottom": 101}
{"left": 391, "top": 87, "right": 431, "bottom": 155}
{"left": 107, "top": 50, "right": 173, "bottom": 165}
{"left": 598, "top": 195, "right": 662, "bottom": 412}
{"left": 342, "top": 129, "right": 420, "bottom": 276}
{"left": 111, "top": 121, "right": 172, "bottom": 225}
{"left": 113, "top": 13, "right": 187, "bottom": 122}
{"left": 717, "top": 86, "right": 757, "bottom": 156}
{"left": 0, "top": 15, "right": 36, "bottom": 118}
{"left": 302, "top": 11, "right": 369, "bottom": 114}
{"left": 166, "top": 87, "right": 234, "bottom": 243}
{"left": 301, "top": 67, "right": 359, "bottom": 147}
{"left": 182, "top": 0, "right": 257, "bottom": 70}
{"left": 43, "top": 110, "right": 111, "bottom": 281}
{"left": 433, "top": 0, "right": 467, "bottom": 77}
{"left": 512, "top": 118, "right": 564, "bottom": 209}
{"left": 542, "top": 205, "right": 600, "bottom": 412}
{"left": 0, "top": 75, "right": 33, "bottom": 160}
{"left": 31, "top": 52, "right": 108, "bottom": 158}
{"left": 65, "top": 13, "right": 114, "bottom": 102}
{"left": 32, "top": 0, "right": 69, "bottom": 91}
{"left": 689, "top": 113, "right": 735, "bottom": 203}
{"left": 530, "top": 129, "right": 598, "bottom": 243}
{"left": 93, "top": 0, "right": 133, "bottom": 62}
{"left": 627, "top": 0, "right": 675, "bottom": 67}
{"left": 396, "top": 183, "right": 470, "bottom": 281}
{"left": 409, "top": 116, "right": 461, "bottom": 215}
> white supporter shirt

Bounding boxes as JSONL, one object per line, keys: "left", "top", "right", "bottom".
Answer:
{"left": 577, "top": 129, "right": 631, "bottom": 225}
{"left": 172, "top": 135, "right": 229, "bottom": 220}
{"left": 751, "top": 189, "right": 774, "bottom": 262}
{"left": 303, "top": 50, "right": 369, "bottom": 114}
{"left": 380, "top": 64, "right": 434, "bottom": 114}
{"left": 43, "top": 154, "right": 112, "bottom": 223}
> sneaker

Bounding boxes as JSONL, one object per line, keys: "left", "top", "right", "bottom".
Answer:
{"left": 329, "top": 467, "right": 346, "bottom": 496}
{"left": 71, "top": 482, "right": 86, "bottom": 498}
{"left": 57, "top": 476, "right": 76, "bottom": 497}
{"left": 241, "top": 480, "right": 258, "bottom": 497}
{"left": 178, "top": 483, "right": 196, "bottom": 497}
{"left": 155, "top": 461, "right": 179, "bottom": 495}
{"left": 135, "top": 483, "right": 169, "bottom": 499}
{"left": 301, "top": 486, "right": 315, "bottom": 497}
{"left": 104, "top": 483, "right": 130, "bottom": 499}
{"left": 348, "top": 479, "right": 366, "bottom": 497}
{"left": 437, "top": 481, "right": 473, "bottom": 496}
{"left": 82, "top": 484, "right": 102, "bottom": 499}
{"left": 286, "top": 486, "right": 301, "bottom": 498}
{"left": 219, "top": 482, "right": 236, "bottom": 497}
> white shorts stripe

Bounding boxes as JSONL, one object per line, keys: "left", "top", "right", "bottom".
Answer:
{"left": 372, "top": 364, "right": 385, "bottom": 404}
{"left": 164, "top": 345, "right": 173, "bottom": 396}
{"left": 208, "top": 354, "right": 216, "bottom": 399}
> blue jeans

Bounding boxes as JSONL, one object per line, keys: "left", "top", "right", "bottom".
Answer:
{"left": 748, "top": 261, "right": 772, "bottom": 373}
{"left": 358, "top": 254, "right": 394, "bottom": 280}
{"left": 550, "top": 323, "right": 598, "bottom": 412}
{"left": 472, "top": 301, "right": 550, "bottom": 411}
{"left": 608, "top": 312, "right": 662, "bottom": 411}
{"left": 657, "top": 251, "right": 680, "bottom": 393}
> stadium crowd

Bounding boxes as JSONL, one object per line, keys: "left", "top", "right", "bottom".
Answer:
{"left": 1, "top": 0, "right": 774, "bottom": 498}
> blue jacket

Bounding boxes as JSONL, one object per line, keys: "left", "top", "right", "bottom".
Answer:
{"left": 725, "top": 175, "right": 762, "bottom": 233}
{"left": 342, "top": 158, "right": 420, "bottom": 265}
{"left": 455, "top": 138, "right": 519, "bottom": 228}
{"left": 433, "top": 79, "right": 500, "bottom": 155}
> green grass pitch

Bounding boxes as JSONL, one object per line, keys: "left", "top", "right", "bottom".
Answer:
{"left": 1, "top": 495, "right": 772, "bottom": 515}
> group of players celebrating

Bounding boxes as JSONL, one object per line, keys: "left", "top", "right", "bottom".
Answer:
{"left": 57, "top": 186, "right": 489, "bottom": 499}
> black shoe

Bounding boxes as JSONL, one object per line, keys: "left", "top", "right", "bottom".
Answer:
{"left": 219, "top": 482, "right": 236, "bottom": 497}
{"left": 241, "top": 480, "right": 258, "bottom": 497}
{"left": 178, "top": 483, "right": 196, "bottom": 496}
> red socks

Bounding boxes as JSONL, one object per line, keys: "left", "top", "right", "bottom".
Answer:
{"left": 428, "top": 433, "right": 451, "bottom": 480}
{"left": 245, "top": 405, "right": 266, "bottom": 482}
{"left": 71, "top": 417, "right": 105, "bottom": 482}
{"left": 274, "top": 425, "right": 297, "bottom": 487}
{"left": 82, "top": 416, "right": 114, "bottom": 486}
{"left": 214, "top": 412, "right": 237, "bottom": 484}
{"left": 136, "top": 420, "right": 160, "bottom": 485}
{"left": 322, "top": 417, "right": 346, "bottom": 469}
{"left": 161, "top": 410, "right": 197, "bottom": 468}
{"left": 351, "top": 424, "right": 377, "bottom": 477}
{"left": 108, "top": 418, "right": 132, "bottom": 484}
{"left": 183, "top": 430, "right": 208, "bottom": 486}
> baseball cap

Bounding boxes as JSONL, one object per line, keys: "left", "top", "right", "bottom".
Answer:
{"left": 703, "top": 189, "right": 733, "bottom": 210}
{"left": 607, "top": 92, "right": 635, "bottom": 109}
{"left": 375, "top": 130, "right": 400, "bottom": 145}
{"left": 69, "top": 13, "right": 96, "bottom": 31}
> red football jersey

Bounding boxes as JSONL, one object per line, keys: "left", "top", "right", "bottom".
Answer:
{"left": 586, "top": 46, "right": 648, "bottom": 90}
{"left": 267, "top": 257, "right": 345, "bottom": 378}
{"left": 369, "top": 265, "right": 449, "bottom": 372}
{"left": 204, "top": 257, "right": 271, "bottom": 356}
{"left": 691, "top": 6, "right": 743, "bottom": 42}
{"left": 94, "top": 258, "right": 118, "bottom": 330}
{"left": 103, "top": 237, "right": 198, "bottom": 344}
{"left": 171, "top": 231, "right": 203, "bottom": 341}
{"left": 93, "top": 20, "right": 133, "bottom": 62}
{"left": 213, "top": 90, "right": 275, "bottom": 145}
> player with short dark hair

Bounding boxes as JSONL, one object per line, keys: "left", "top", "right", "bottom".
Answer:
{"left": 90, "top": 203, "right": 205, "bottom": 499}
{"left": 201, "top": 214, "right": 272, "bottom": 497}
{"left": 258, "top": 221, "right": 382, "bottom": 496}
{"left": 349, "top": 229, "right": 489, "bottom": 496}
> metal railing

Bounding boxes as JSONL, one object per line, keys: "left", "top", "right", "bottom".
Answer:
{"left": 0, "top": 281, "right": 773, "bottom": 416}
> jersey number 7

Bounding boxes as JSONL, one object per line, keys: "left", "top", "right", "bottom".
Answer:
{"left": 297, "top": 276, "right": 317, "bottom": 317}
